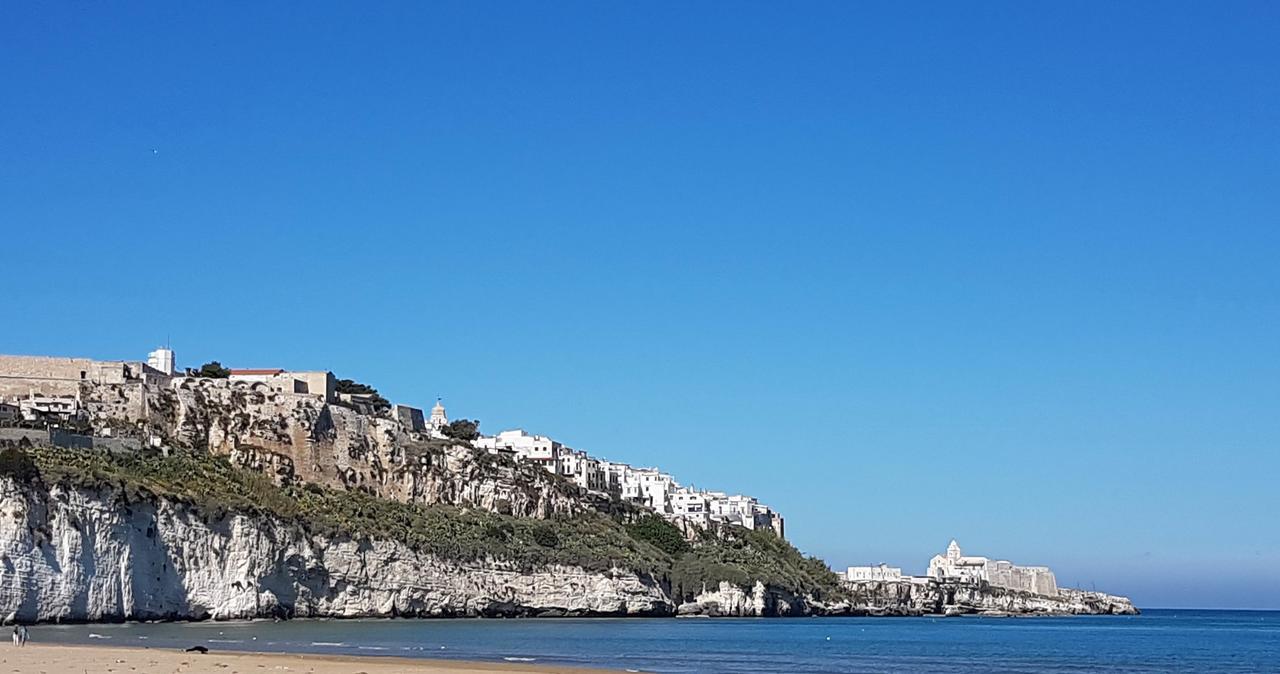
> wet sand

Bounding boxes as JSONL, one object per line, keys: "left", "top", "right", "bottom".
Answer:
{"left": 0, "top": 643, "right": 627, "bottom": 674}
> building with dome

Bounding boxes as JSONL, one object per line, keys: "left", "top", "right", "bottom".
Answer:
{"left": 429, "top": 398, "right": 448, "bottom": 434}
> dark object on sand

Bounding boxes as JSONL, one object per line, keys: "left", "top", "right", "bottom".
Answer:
{"left": 185, "top": 645, "right": 209, "bottom": 654}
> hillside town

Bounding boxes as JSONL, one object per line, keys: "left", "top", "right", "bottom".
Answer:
{"left": 0, "top": 347, "right": 784, "bottom": 539}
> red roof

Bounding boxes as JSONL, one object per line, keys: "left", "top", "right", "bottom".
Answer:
{"left": 229, "top": 369, "right": 285, "bottom": 375}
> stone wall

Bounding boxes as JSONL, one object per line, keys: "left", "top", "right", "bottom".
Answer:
{"left": 0, "top": 355, "right": 129, "bottom": 385}
{"left": 0, "top": 355, "right": 139, "bottom": 402}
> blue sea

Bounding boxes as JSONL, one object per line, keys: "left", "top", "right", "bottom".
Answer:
{"left": 32, "top": 610, "right": 1280, "bottom": 673}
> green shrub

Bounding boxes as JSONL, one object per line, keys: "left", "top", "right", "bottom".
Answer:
{"left": 626, "top": 514, "right": 691, "bottom": 556}
{"left": 0, "top": 447, "right": 39, "bottom": 482}
{"left": 670, "top": 526, "right": 846, "bottom": 602}
{"left": 532, "top": 524, "right": 560, "bottom": 547}
{"left": 439, "top": 419, "right": 480, "bottom": 441}
{"left": 196, "top": 361, "right": 230, "bottom": 378}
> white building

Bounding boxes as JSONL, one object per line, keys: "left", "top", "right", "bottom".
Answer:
{"left": 474, "top": 427, "right": 787, "bottom": 539}
{"left": 146, "top": 347, "right": 176, "bottom": 376}
{"left": 634, "top": 468, "right": 678, "bottom": 513}
{"left": 598, "top": 460, "right": 635, "bottom": 500}
{"left": 927, "top": 540, "right": 1058, "bottom": 596}
{"left": 928, "top": 540, "right": 990, "bottom": 582}
{"left": 18, "top": 396, "right": 82, "bottom": 422}
{"left": 671, "top": 488, "right": 711, "bottom": 526}
{"left": 474, "top": 429, "right": 564, "bottom": 470}
{"left": 429, "top": 398, "right": 448, "bottom": 434}
{"left": 558, "top": 449, "right": 607, "bottom": 492}
{"left": 846, "top": 564, "right": 903, "bottom": 582}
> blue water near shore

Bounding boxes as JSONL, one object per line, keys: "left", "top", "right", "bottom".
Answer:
{"left": 32, "top": 610, "right": 1280, "bottom": 673}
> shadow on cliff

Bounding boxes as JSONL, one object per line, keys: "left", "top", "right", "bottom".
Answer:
{"left": 126, "top": 502, "right": 202, "bottom": 621}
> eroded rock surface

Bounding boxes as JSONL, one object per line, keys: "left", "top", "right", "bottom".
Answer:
{"left": 0, "top": 478, "right": 670, "bottom": 622}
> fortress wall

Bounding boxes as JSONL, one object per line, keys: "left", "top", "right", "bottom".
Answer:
{"left": 0, "top": 355, "right": 129, "bottom": 384}
{"left": 0, "top": 379, "right": 81, "bottom": 400}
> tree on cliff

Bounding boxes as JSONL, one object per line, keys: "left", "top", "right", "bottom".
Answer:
{"left": 0, "top": 447, "right": 39, "bottom": 482}
{"left": 440, "top": 419, "right": 480, "bottom": 441}
{"left": 196, "top": 361, "right": 230, "bottom": 378}
{"left": 626, "top": 514, "right": 691, "bottom": 556}
{"left": 334, "top": 378, "right": 391, "bottom": 412}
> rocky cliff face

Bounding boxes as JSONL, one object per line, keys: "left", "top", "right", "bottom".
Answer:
{"left": 0, "top": 478, "right": 670, "bottom": 622}
{"left": 679, "top": 581, "right": 807, "bottom": 617}
{"left": 81, "top": 379, "right": 599, "bottom": 520}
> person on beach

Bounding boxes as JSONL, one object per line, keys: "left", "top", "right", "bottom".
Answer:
{"left": 18, "top": 625, "right": 28, "bottom": 647}
{"left": 11, "top": 626, "right": 18, "bottom": 647}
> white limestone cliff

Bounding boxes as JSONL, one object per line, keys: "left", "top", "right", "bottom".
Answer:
{"left": 0, "top": 478, "right": 670, "bottom": 622}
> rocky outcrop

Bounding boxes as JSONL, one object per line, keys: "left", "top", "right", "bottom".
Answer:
{"left": 80, "top": 379, "right": 599, "bottom": 520}
{"left": 825, "top": 579, "right": 1138, "bottom": 616}
{"left": 675, "top": 578, "right": 1135, "bottom": 618}
{"left": 676, "top": 581, "right": 810, "bottom": 617}
{"left": 0, "top": 478, "right": 670, "bottom": 623}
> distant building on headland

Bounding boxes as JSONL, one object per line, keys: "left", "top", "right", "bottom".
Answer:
{"left": 846, "top": 563, "right": 903, "bottom": 581}
{"left": 928, "top": 539, "right": 1058, "bottom": 596}
{"left": 845, "top": 539, "right": 1058, "bottom": 597}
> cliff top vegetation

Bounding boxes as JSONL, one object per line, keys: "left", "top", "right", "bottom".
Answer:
{"left": 1, "top": 444, "right": 844, "bottom": 601}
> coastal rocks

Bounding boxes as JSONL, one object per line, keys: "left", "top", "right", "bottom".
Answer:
{"left": 678, "top": 581, "right": 810, "bottom": 617}
{"left": 835, "top": 579, "right": 1138, "bottom": 616}
{"left": 678, "top": 581, "right": 767, "bottom": 617}
{"left": 0, "top": 478, "right": 671, "bottom": 623}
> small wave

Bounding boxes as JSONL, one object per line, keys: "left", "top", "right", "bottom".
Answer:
{"left": 311, "top": 641, "right": 347, "bottom": 647}
{"left": 88, "top": 634, "right": 110, "bottom": 640}
{"left": 358, "top": 646, "right": 388, "bottom": 651}
{"left": 208, "top": 639, "right": 244, "bottom": 644}
{"left": 504, "top": 657, "right": 537, "bottom": 662}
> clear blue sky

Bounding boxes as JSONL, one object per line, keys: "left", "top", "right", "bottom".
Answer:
{"left": 3, "top": 2, "right": 1277, "bottom": 609}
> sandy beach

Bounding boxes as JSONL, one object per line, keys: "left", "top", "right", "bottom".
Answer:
{"left": 0, "top": 644, "right": 626, "bottom": 674}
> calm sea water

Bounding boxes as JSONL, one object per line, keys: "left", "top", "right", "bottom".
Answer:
{"left": 31, "top": 610, "right": 1280, "bottom": 673}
